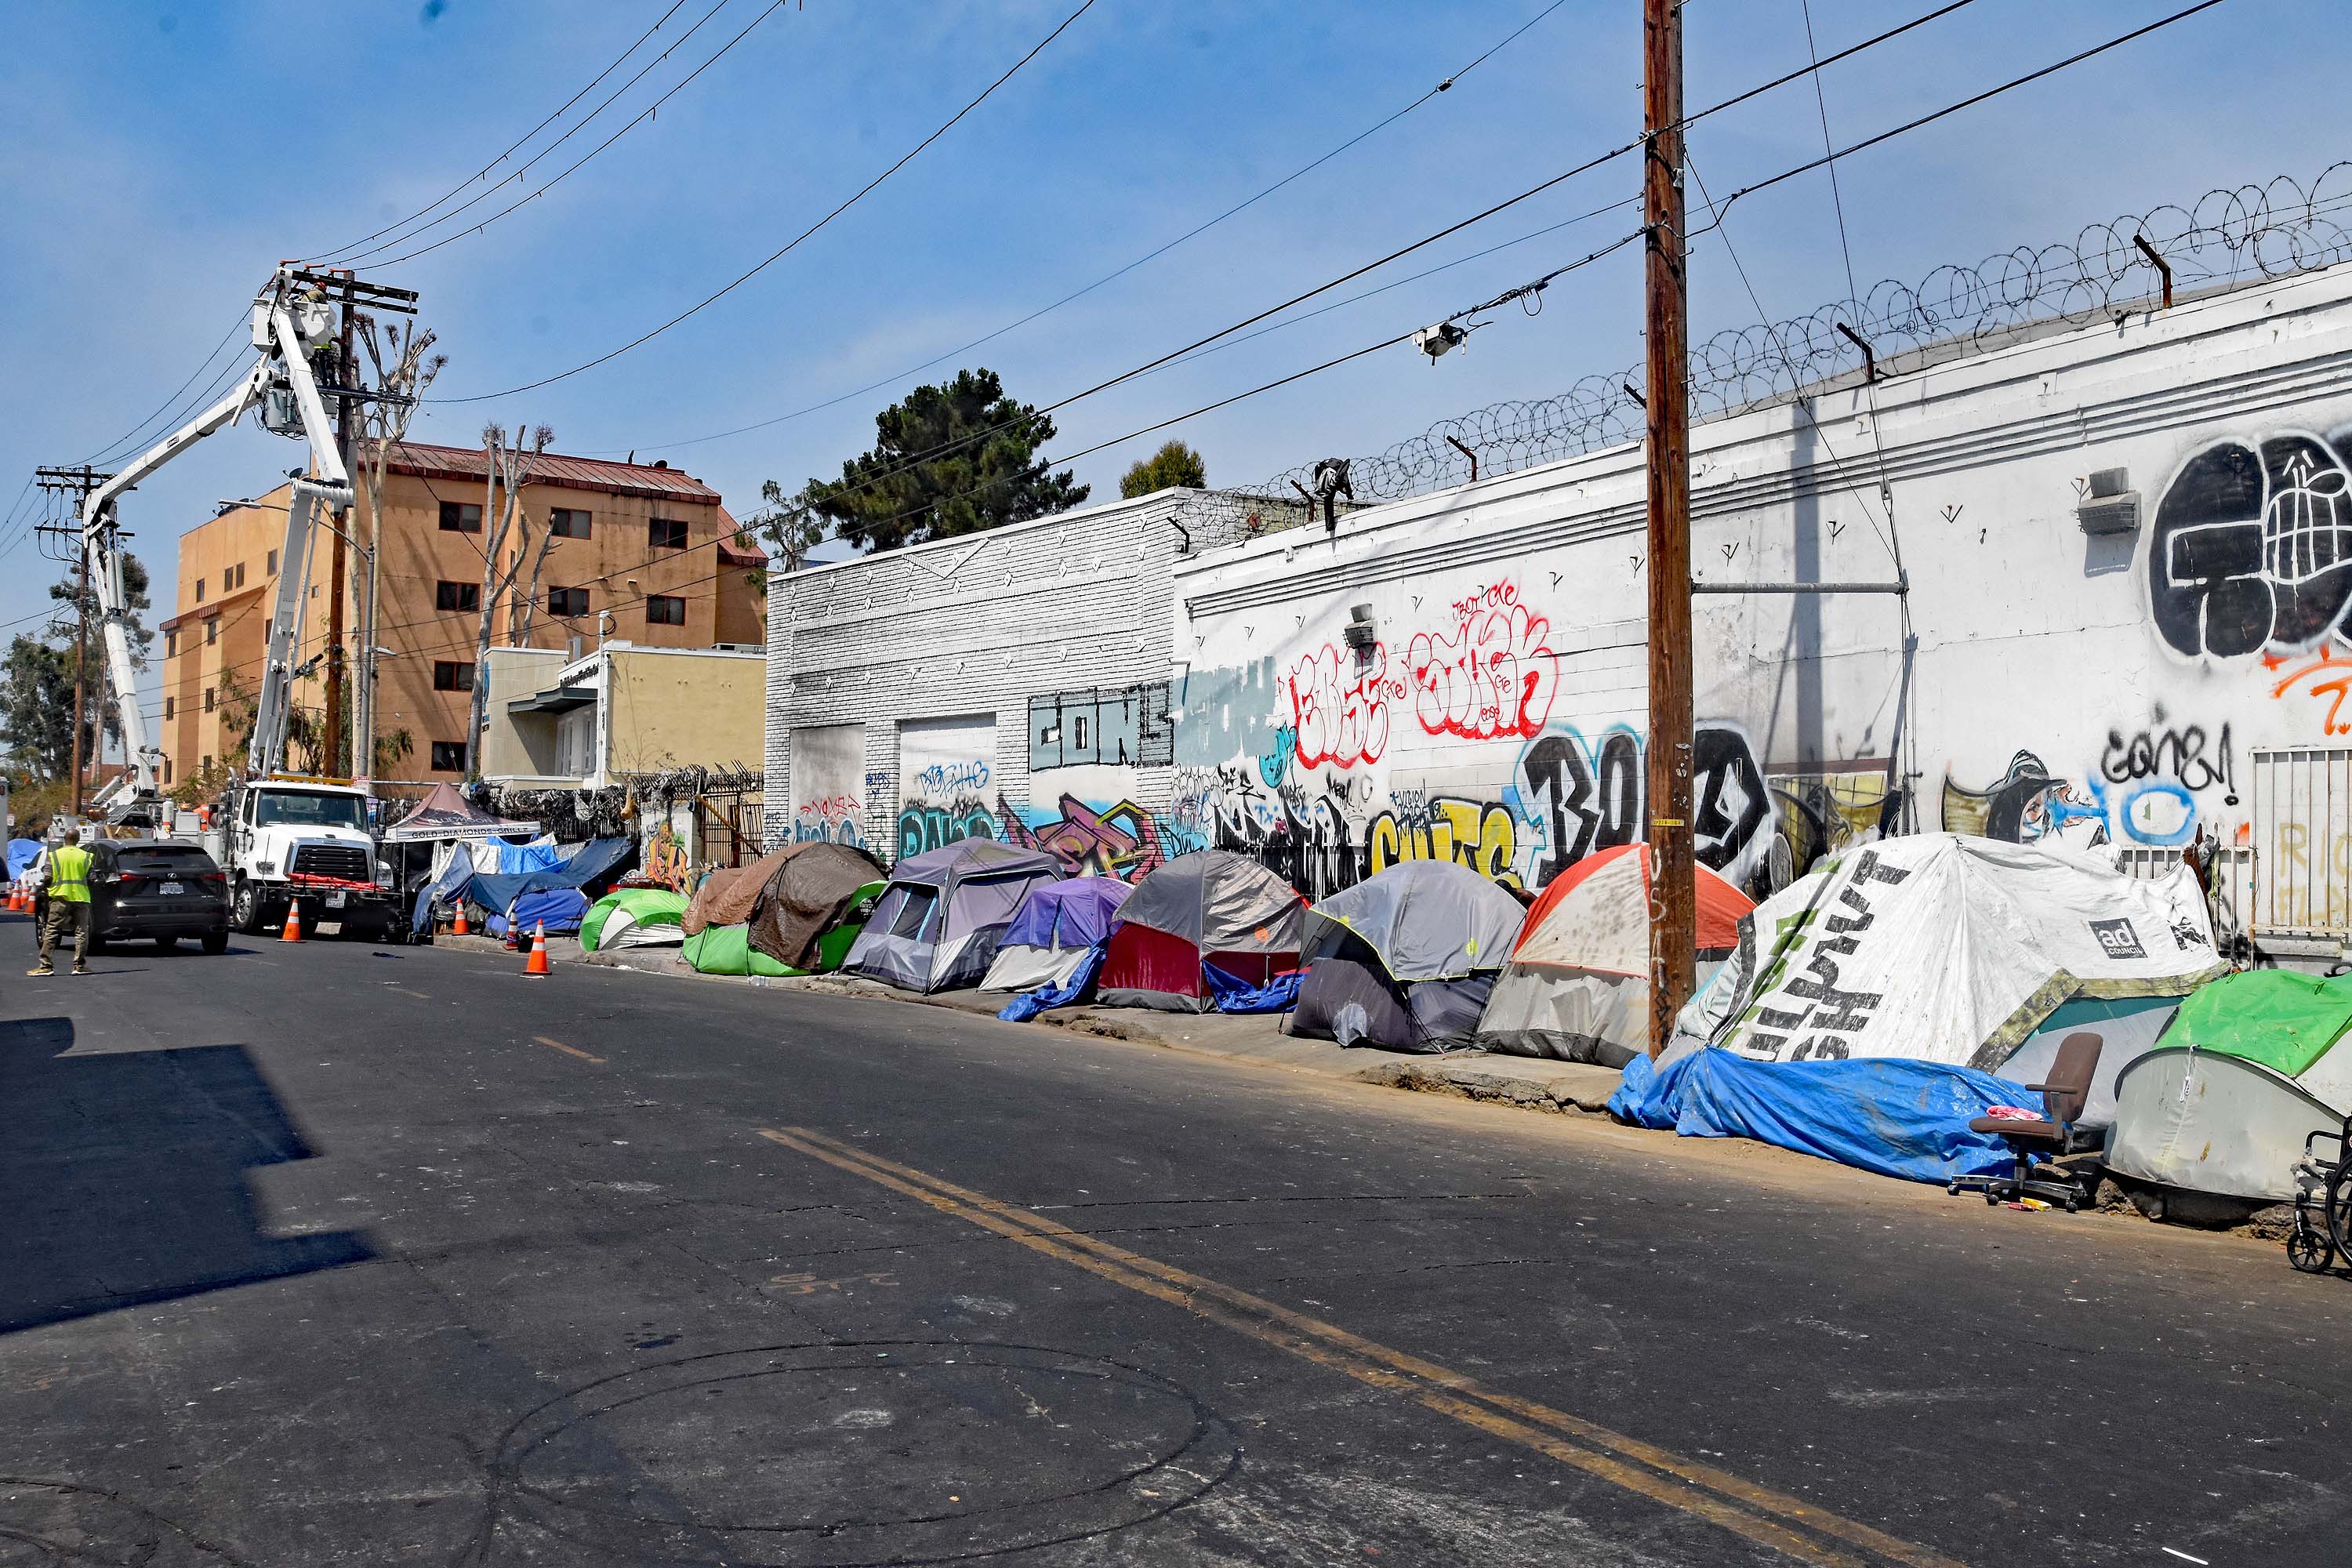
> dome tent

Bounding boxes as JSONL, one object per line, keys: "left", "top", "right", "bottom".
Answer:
{"left": 2107, "top": 971, "right": 2352, "bottom": 1200}
{"left": 981, "top": 878, "right": 1131, "bottom": 993}
{"left": 745, "top": 841, "right": 888, "bottom": 971}
{"left": 843, "top": 840, "right": 1064, "bottom": 993}
{"left": 1287, "top": 862, "right": 1525, "bottom": 1052}
{"left": 1475, "top": 844, "right": 1752, "bottom": 1067}
{"left": 1098, "top": 851, "right": 1305, "bottom": 1013}
{"left": 580, "top": 886, "right": 689, "bottom": 952}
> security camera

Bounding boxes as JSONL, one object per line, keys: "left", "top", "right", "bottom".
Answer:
{"left": 1414, "top": 322, "right": 1468, "bottom": 361}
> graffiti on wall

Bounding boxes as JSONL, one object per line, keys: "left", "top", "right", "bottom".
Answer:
{"left": 1283, "top": 644, "right": 1392, "bottom": 769}
{"left": 1029, "top": 684, "right": 1174, "bottom": 770}
{"left": 1515, "top": 722, "right": 1772, "bottom": 888}
{"left": 1768, "top": 772, "right": 1900, "bottom": 892}
{"left": 1406, "top": 581, "right": 1560, "bottom": 743}
{"left": 644, "top": 822, "right": 691, "bottom": 893}
{"left": 1367, "top": 793, "right": 1523, "bottom": 886}
{"left": 2150, "top": 430, "right": 2352, "bottom": 662}
{"left": 999, "top": 793, "right": 1167, "bottom": 880}
{"left": 2268, "top": 644, "right": 2352, "bottom": 735}
{"left": 1942, "top": 717, "right": 2237, "bottom": 852}
{"left": 792, "top": 793, "right": 866, "bottom": 848}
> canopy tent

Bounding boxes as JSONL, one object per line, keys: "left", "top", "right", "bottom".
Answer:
{"left": 1287, "top": 862, "right": 1523, "bottom": 1052}
{"left": 681, "top": 845, "right": 798, "bottom": 936}
{"left": 746, "top": 842, "right": 889, "bottom": 971}
{"left": 580, "top": 887, "right": 690, "bottom": 953}
{"left": 485, "top": 886, "right": 591, "bottom": 939}
{"left": 2107, "top": 971, "right": 2352, "bottom": 1200}
{"left": 1099, "top": 851, "right": 1305, "bottom": 1013}
{"left": 982, "top": 879, "right": 1131, "bottom": 993}
{"left": 383, "top": 783, "right": 538, "bottom": 844}
{"left": 1476, "top": 844, "right": 1753, "bottom": 1066}
{"left": 844, "top": 840, "right": 1065, "bottom": 993}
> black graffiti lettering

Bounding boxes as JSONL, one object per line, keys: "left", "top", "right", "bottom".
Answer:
{"left": 2099, "top": 720, "right": 2234, "bottom": 793}
{"left": 1692, "top": 727, "right": 1769, "bottom": 873}
{"left": 2149, "top": 434, "right": 2352, "bottom": 660}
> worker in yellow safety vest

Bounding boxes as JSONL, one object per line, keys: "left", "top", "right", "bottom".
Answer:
{"left": 31, "top": 827, "right": 92, "bottom": 977}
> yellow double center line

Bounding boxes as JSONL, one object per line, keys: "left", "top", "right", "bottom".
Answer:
{"left": 757, "top": 1125, "right": 1962, "bottom": 1568}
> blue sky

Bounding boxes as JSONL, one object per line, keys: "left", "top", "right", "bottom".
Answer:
{"left": 1, "top": 0, "right": 2340, "bottom": 658}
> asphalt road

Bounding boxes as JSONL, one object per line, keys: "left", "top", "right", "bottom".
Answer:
{"left": 3, "top": 920, "right": 2349, "bottom": 1568}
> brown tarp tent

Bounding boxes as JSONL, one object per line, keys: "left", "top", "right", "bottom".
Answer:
{"left": 681, "top": 845, "right": 799, "bottom": 935}
{"left": 748, "top": 841, "right": 889, "bottom": 969}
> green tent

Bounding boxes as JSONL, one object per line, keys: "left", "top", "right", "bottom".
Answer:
{"left": 682, "top": 923, "right": 797, "bottom": 977}
{"left": 580, "top": 887, "right": 689, "bottom": 953}
{"left": 2108, "top": 971, "right": 2352, "bottom": 1200}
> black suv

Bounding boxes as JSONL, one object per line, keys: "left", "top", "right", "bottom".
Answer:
{"left": 88, "top": 840, "right": 233, "bottom": 953}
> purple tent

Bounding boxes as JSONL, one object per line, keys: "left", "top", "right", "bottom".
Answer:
{"left": 842, "top": 840, "right": 1064, "bottom": 992}
{"left": 981, "top": 879, "right": 1131, "bottom": 993}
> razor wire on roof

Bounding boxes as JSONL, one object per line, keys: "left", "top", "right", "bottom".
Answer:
{"left": 1177, "top": 160, "right": 2352, "bottom": 543}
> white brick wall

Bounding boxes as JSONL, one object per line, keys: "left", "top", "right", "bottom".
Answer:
{"left": 763, "top": 490, "right": 1189, "bottom": 869}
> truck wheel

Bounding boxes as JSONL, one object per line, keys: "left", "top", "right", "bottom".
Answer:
{"left": 231, "top": 880, "right": 265, "bottom": 934}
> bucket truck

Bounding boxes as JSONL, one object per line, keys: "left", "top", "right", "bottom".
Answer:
{"left": 79, "top": 265, "right": 413, "bottom": 938}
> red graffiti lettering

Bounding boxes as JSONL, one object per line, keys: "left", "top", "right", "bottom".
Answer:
{"left": 1406, "top": 581, "right": 1558, "bottom": 742}
{"left": 1283, "top": 644, "right": 1391, "bottom": 769}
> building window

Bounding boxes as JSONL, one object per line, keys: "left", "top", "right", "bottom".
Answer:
{"left": 267, "top": 549, "right": 278, "bottom": 575}
{"left": 195, "top": 577, "right": 206, "bottom": 603}
{"left": 548, "top": 586, "right": 590, "bottom": 618}
{"left": 436, "top": 581, "right": 481, "bottom": 612}
{"left": 645, "top": 593, "right": 686, "bottom": 626}
{"left": 163, "top": 757, "right": 172, "bottom": 785}
{"left": 205, "top": 617, "right": 220, "bottom": 645}
{"left": 165, "top": 629, "right": 178, "bottom": 658}
{"left": 203, "top": 688, "right": 216, "bottom": 713}
{"left": 432, "top": 660, "right": 476, "bottom": 691}
{"left": 550, "top": 507, "right": 592, "bottom": 539}
{"left": 227, "top": 561, "right": 246, "bottom": 590}
{"left": 430, "top": 741, "right": 466, "bottom": 773}
{"left": 163, "top": 695, "right": 175, "bottom": 720}
{"left": 201, "top": 754, "right": 211, "bottom": 775}
{"left": 648, "top": 517, "right": 688, "bottom": 550}
{"left": 439, "top": 501, "right": 483, "bottom": 532}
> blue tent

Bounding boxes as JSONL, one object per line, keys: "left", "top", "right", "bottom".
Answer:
{"left": 419, "top": 837, "right": 634, "bottom": 930}
{"left": 486, "top": 886, "right": 592, "bottom": 938}
{"left": 7, "top": 838, "right": 42, "bottom": 881}
{"left": 1610, "top": 1048, "right": 2043, "bottom": 1185}
{"left": 495, "top": 837, "right": 565, "bottom": 875}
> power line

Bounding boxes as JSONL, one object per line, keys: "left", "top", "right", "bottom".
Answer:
{"left": 641, "top": 0, "right": 1998, "bottom": 521}
{"left": 300, "top": 0, "right": 695, "bottom": 264}
{"left": 430, "top": 0, "right": 1098, "bottom": 402}
{"left": 339, "top": 0, "right": 788, "bottom": 270}
{"left": 598, "top": 0, "right": 1575, "bottom": 456}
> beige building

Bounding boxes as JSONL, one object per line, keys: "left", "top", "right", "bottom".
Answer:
{"left": 157, "top": 442, "right": 764, "bottom": 797}
{"left": 479, "top": 642, "right": 764, "bottom": 789}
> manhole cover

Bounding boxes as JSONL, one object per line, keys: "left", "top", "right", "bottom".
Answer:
{"left": 486, "top": 1341, "right": 1238, "bottom": 1564}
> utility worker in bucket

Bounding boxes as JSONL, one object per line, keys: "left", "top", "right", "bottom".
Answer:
{"left": 31, "top": 827, "right": 93, "bottom": 977}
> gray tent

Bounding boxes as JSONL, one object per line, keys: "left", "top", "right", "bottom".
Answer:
{"left": 842, "top": 840, "right": 1064, "bottom": 993}
{"left": 1099, "top": 850, "right": 1305, "bottom": 1011}
{"left": 1287, "top": 862, "right": 1525, "bottom": 1052}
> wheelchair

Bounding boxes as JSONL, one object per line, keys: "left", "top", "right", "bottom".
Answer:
{"left": 2288, "top": 1113, "right": 2352, "bottom": 1274}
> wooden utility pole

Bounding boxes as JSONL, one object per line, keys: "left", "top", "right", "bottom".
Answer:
{"left": 325, "top": 275, "right": 355, "bottom": 775}
{"left": 1643, "top": 0, "right": 1695, "bottom": 1054}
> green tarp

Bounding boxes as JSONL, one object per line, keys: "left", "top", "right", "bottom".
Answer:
{"left": 2158, "top": 970, "right": 2352, "bottom": 1078}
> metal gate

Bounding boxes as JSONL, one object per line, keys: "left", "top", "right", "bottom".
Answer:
{"left": 2251, "top": 746, "right": 2352, "bottom": 938}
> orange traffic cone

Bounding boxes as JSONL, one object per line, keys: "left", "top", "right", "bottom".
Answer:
{"left": 523, "top": 920, "right": 550, "bottom": 977}
{"left": 6, "top": 885, "right": 20, "bottom": 913}
{"left": 503, "top": 903, "right": 520, "bottom": 951}
{"left": 281, "top": 900, "right": 304, "bottom": 942}
{"left": 452, "top": 902, "right": 470, "bottom": 936}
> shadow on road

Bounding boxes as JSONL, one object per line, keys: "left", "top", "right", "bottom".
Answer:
{"left": 0, "top": 1015, "right": 374, "bottom": 1334}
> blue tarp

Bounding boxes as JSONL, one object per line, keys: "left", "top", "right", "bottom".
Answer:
{"left": 461, "top": 838, "right": 633, "bottom": 914}
{"left": 1203, "top": 962, "right": 1305, "bottom": 1014}
{"left": 1609, "top": 1049, "right": 2043, "bottom": 1185}
{"left": 7, "top": 839, "right": 42, "bottom": 880}
{"left": 1004, "top": 879, "right": 1128, "bottom": 949}
{"left": 495, "top": 837, "right": 564, "bottom": 875}
{"left": 998, "top": 944, "right": 1108, "bottom": 1022}
{"left": 486, "top": 887, "right": 592, "bottom": 938}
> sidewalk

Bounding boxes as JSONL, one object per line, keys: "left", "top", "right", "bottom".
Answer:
{"left": 569, "top": 942, "right": 1627, "bottom": 1116}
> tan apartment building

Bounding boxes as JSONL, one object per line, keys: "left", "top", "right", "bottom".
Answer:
{"left": 157, "top": 442, "right": 764, "bottom": 796}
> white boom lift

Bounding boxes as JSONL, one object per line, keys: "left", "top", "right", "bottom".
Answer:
{"left": 82, "top": 266, "right": 358, "bottom": 810}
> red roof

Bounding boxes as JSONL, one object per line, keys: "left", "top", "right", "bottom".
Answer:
{"left": 715, "top": 506, "right": 764, "bottom": 567}
{"left": 379, "top": 441, "right": 724, "bottom": 505}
